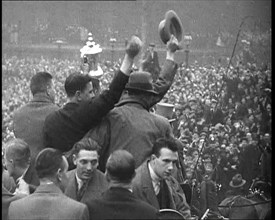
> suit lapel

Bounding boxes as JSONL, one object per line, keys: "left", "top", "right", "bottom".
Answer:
{"left": 65, "top": 170, "right": 78, "bottom": 200}
{"left": 140, "top": 162, "right": 160, "bottom": 209}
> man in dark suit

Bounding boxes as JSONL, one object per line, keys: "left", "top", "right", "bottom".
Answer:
{"left": 3, "top": 138, "right": 36, "bottom": 196}
{"left": 132, "top": 137, "right": 191, "bottom": 220}
{"left": 86, "top": 150, "right": 158, "bottom": 219}
{"left": 13, "top": 71, "right": 59, "bottom": 186}
{"left": 142, "top": 43, "right": 161, "bottom": 82}
{"left": 8, "top": 148, "right": 89, "bottom": 220}
{"left": 43, "top": 36, "right": 142, "bottom": 163}
{"left": 65, "top": 137, "right": 108, "bottom": 203}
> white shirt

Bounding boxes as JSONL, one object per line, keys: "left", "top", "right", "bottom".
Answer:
{"left": 14, "top": 169, "right": 29, "bottom": 195}
{"left": 148, "top": 163, "right": 161, "bottom": 195}
{"left": 75, "top": 173, "right": 86, "bottom": 191}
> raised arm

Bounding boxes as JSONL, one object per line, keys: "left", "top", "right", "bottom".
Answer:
{"left": 77, "top": 36, "right": 142, "bottom": 130}
{"left": 150, "top": 35, "right": 180, "bottom": 106}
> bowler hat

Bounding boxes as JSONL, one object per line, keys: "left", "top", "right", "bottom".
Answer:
{"left": 125, "top": 71, "right": 158, "bottom": 94}
{"left": 229, "top": 174, "right": 246, "bottom": 188}
{"left": 158, "top": 10, "right": 183, "bottom": 44}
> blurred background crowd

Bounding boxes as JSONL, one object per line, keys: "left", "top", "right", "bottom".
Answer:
{"left": 2, "top": 54, "right": 272, "bottom": 203}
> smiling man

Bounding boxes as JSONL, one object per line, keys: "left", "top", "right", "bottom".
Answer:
{"left": 64, "top": 137, "right": 108, "bottom": 203}
{"left": 132, "top": 137, "right": 191, "bottom": 219}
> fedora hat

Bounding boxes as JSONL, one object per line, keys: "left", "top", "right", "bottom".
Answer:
{"left": 158, "top": 10, "right": 183, "bottom": 44}
{"left": 125, "top": 71, "right": 158, "bottom": 95}
{"left": 229, "top": 173, "right": 246, "bottom": 188}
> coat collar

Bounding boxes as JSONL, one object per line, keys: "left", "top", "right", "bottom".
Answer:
{"left": 34, "top": 183, "right": 63, "bottom": 194}
{"left": 138, "top": 161, "right": 160, "bottom": 209}
{"left": 31, "top": 93, "right": 54, "bottom": 104}
{"left": 115, "top": 96, "right": 150, "bottom": 111}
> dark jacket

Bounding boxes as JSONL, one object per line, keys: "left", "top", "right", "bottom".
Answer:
{"left": 65, "top": 169, "right": 108, "bottom": 204}
{"left": 43, "top": 70, "right": 129, "bottom": 153}
{"left": 86, "top": 187, "right": 159, "bottom": 220}
{"left": 132, "top": 161, "right": 191, "bottom": 220}
{"left": 84, "top": 59, "right": 178, "bottom": 171}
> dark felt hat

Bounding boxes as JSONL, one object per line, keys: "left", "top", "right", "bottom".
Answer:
{"left": 125, "top": 71, "right": 158, "bottom": 94}
{"left": 158, "top": 10, "right": 183, "bottom": 44}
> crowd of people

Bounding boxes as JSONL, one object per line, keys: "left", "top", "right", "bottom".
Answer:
{"left": 2, "top": 35, "right": 271, "bottom": 219}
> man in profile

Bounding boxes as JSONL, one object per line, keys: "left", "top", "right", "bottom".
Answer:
{"left": 3, "top": 138, "right": 36, "bottom": 196}
{"left": 8, "top": 148, "right": 89, "bottom": 220}
{"left": 86, "top": 150, "right": 159, "bottom": 220}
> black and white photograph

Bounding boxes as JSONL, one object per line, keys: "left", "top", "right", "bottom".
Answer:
{"left": 2, "top": 1, "right": 271, "bottom": 219}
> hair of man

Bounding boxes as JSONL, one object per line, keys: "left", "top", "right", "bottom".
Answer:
{"left": 64, "top": 73, "right": 93, "bottom": 97}
{"left": 35, "top": 148, "right": 66, "bottom": 179}
{"left": 106, "top": 150, "right": 136, "bottom": 184}
{"left": 30, "top": 71, "right": 53, "bottom": 95}
{"left": 72, "top": 137, "right": 101, "bottom": 156}
{"left": 152, "top": 137, "right": 179, "bottom": 158}
{"left": 4, "top": 138, "right": 31, "bottom": 168}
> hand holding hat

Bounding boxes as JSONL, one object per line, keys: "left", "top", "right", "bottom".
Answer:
{"left": 167, "top": 35, "right": 180, "bottom": 52}
{"left": 126, "top": 35, "right": 143, "bottom": 59}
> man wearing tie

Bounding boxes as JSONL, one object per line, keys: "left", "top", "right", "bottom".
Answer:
{"left": 142, "top": 43, "right": 161, "bottom": 82}
{"left": 65, "top": 137, "right": 108, "bottom": 203}
{"left": 132, "top": 137, "right": 191, "bottom": 219}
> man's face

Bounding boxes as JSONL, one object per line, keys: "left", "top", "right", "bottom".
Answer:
{"left": 80, "top": 82, "right": 95, "bottom": 101}
{"left": 73, "top": 150, "right": 99, "bottom": 181}
{"left": 152, "top": 148, "right": 178, "bottom": 179}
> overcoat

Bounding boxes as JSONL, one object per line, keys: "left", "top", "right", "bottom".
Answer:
{"left": 13, "top": 93, "right": 59, "bottom": 186}
{"left": 132, "top": 161, "right": 191, "bottom": 220}
{"left": 8, "top": 183, "right": 89, "bottom": 220}
{"left": 86, "top": 187, "right": 159, "bottom": 220}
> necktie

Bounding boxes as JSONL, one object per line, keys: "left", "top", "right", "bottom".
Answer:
{"left": 77, "top": 180, "right": 88, "bottom": 201}
{"left": 155, "top": 181, "right": 161, "bottom": 195}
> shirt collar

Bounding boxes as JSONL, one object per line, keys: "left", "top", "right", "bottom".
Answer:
{"left": 148, "top": 162, "right": 161, "bottom": 184}
{"left": 75, "top": 172, "right": 85, "bottom": 190}
{"left": 15, "top": 167, "right": 28, "bottom": 184}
